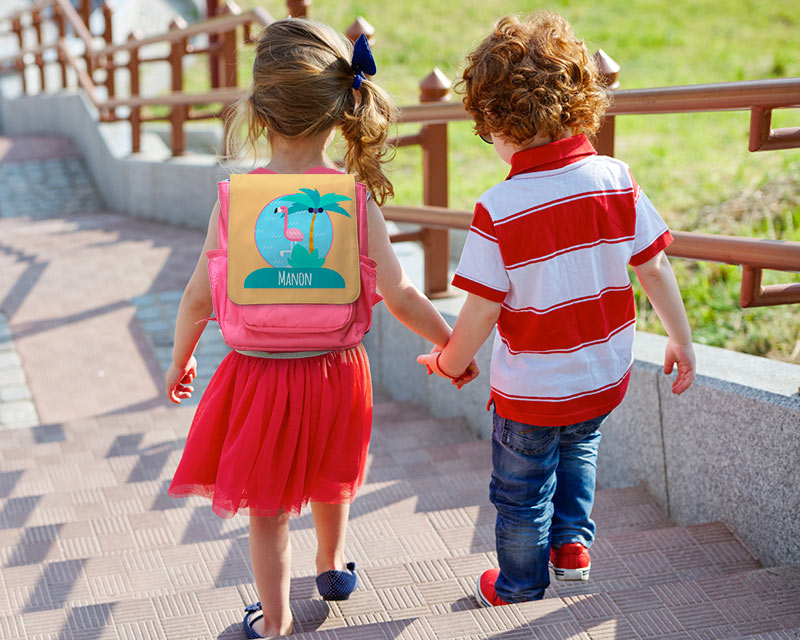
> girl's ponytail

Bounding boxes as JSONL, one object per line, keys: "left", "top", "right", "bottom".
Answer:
{"left": 340, "top": 79, "right": 397, "bottom": 206}
{"left": 223, "top": 87, "right": 266, "bottom": 165}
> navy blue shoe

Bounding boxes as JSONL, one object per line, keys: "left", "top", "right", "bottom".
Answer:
{"left": 242, "top": 602, "right": 264, "bottom": 639}
{"left": 315, "top": 561, "right": 359, "bottom": 601}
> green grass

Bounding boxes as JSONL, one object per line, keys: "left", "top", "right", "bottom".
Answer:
{"left": 193, "top": 0, "right": 800, "bottom": 362}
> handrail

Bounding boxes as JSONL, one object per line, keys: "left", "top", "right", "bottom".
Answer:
{"left": 383, "top": 205, "right": 800, "bottom": 272}
{"left": 397, "top": 77, "right": 800, "bottom": 124}
{"left": 104, "top": 88, "right": 243, "bottom": 109}
{"left": 0, "top": 0, "right": 54, "bottom": 25}
{"left": 93, "top": 8, "right": 271, "bottom": 57}
{"left": 53, "top": 0, "right": 94, "bottom": 54}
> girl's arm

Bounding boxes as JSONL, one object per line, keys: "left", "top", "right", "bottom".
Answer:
{"left": 165, "top": 202, "right": 220, "bottom": 403}
{"left": 367, "top": 200, "right": 452, "bottom": 347}
{"left": 419, "top": 293, "right": 500, "bottom": 378}
{"left": 633, "top": 250, "right": 696, "bottom": 394}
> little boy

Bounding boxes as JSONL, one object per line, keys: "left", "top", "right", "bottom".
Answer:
{"left": 418, "top": 12, "right": 696, "bottom": 605}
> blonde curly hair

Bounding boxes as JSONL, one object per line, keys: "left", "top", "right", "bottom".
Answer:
{"left": 459, "top": 12, "right": 610, "bottom": 146}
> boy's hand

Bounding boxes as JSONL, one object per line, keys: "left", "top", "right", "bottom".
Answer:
{"left": 417, "top": 349, "right": 479, "bottom": 389}
{"left": 166, "top": 356, "right": 197, "bottom": 404}
{"left": 664, "top": 339, "right": 695, "bottom": 395}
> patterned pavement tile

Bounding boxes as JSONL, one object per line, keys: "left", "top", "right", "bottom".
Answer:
{"left": 1, "top": 135, "right": 798, "bottom": 639}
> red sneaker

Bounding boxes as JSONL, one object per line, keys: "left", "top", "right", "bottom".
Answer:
{"left": 549, "top": 547, "right": 556, "bottom": 566}
{"left": 552, "top": 542, "right": 591, "bottom": 581}
{"left": 475, "top": 569, "right": 510, "bottom": 607}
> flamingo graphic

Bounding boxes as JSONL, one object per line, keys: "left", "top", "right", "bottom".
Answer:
{"left": 278, "top": 205, "right": 304, "bottom": 257}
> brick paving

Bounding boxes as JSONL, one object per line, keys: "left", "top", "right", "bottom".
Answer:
{"left": 0, "top": 135, "right": 799, "bottom": 638}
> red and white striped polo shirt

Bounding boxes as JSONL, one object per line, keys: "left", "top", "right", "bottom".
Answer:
{"left": 452, "top": 134, "right": 672, "bottom": 426}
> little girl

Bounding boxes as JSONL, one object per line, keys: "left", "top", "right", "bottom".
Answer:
{"left": 164, "top": 18, "right": 474, "bottom": 639}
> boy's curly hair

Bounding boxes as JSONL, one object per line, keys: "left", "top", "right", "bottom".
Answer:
{"left": 459, "top": 12, "right": 610, "bottom": 146}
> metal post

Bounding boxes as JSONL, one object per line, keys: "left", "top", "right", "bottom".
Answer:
{"left": 419, "top": 68, "right": 452, "bottom": 297}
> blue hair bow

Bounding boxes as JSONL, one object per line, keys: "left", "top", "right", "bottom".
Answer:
{"left": 350, "top": 34, "right": 376, "bottom": 90}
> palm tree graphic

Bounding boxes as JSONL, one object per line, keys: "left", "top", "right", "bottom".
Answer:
{"left": 283, "top": 188, "right": 352, "bottom": 256}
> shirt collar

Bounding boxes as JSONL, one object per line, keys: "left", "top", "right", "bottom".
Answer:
{"left": 506, "top": 134, "right": 597, "bottom": 179}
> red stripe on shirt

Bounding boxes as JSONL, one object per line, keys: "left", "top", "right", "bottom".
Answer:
{"left": 506, "top": 236, "right": 634, "bottom": 270}
{"left": 494, "top": 191, "right": 637, "bottom": 267}
{"left": 629, "top": 230, "right": 673, "bottom": 266}
{"left": 497, "top": 286, "right": 635, "bottom": 353}
{"left": 471, "top": 203, "right": 497, "bottom": 240}
{"left": 491, "top": 368, "right": 631, "bottom": 427}
{"left": 451, "top": 273, "right": 507, "bottom": 302}
{"left": 494, "top": 188, "right": 635, "bottom": 226}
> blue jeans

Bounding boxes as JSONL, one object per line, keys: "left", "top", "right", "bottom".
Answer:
{"left": 490, "top": 408, "right": 607, "bottom": 602}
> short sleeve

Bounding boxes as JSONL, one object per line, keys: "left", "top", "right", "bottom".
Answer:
{"left": 451, "top": 203, "right": 509, "bottom": 302}
{"left": 629, "top": 180, "right": 673, "bottom": 266}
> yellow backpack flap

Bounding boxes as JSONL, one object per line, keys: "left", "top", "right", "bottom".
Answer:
{"left": 227, "top": 173, "right": 360, "bottom": 305}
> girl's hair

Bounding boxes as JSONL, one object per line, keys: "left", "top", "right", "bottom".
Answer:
{"left": 458, "top": 12, "right": 610, "bottom": 145}
{"left": 225, "top": 19, "right": 397, "bottom": 205}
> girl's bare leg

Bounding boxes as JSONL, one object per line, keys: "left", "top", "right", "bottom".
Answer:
{"left": 310, "top": 502, "right": 350, "bottom": 573}
{"left": 249, "top": 512, "right": 293, "bottom": 637}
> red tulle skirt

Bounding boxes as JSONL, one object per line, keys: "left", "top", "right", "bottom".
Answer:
{"left": 168, "top": 344, "right": 372, "bottom": 518}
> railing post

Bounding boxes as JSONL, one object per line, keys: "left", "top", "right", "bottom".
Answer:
{"left": 11, "top": 17, "right": 26, "bottom": 94}
{"left": 80, "top": 0, "right": 91, "bottom": 28}
{"left": 31, "top": 8, "right": 46, "bottom": 92}
{"left": 168, "top": 17, "right": 188, "bottom": 156}
{"left": 217, "top": 4, "right": 238, "bottom": 156}
{"left": 218, "top": 6, "right": 238, "bottom": 89}
{"left": 345, "top": 17, "right": 375, "bottom": 44}
{"left": 208, "top": 0, "right": 220, "bottom": 88}
{"left": 128, "top": 32, "right": 142, "bottom": 154}
{"left": 286, "top": 0, "right": 311, "bottom": 18}
{"left": 53, "top": 4, "right": 68, "bottom": 88}
{"left": 102, "top": 3, "right": 115, "bottom": 102}
{"left": 419, "top": 68, "right": 452, "bottom": 297}
{"left": 593, "top": 49, "right": 620, "bottom": 157}
{"left": 80, "top": 0, "right": 94, "bottom": 78}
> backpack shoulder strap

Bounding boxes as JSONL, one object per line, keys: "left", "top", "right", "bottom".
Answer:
{"left": 355, "top": 182, "right": 368, "bottom": 257}
{"left": 216, "top": 180, "right": 230, "bottom": 252}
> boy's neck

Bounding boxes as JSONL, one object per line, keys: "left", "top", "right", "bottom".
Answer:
{"left": 265, "top": 131, "right": 338, "bottom": 174}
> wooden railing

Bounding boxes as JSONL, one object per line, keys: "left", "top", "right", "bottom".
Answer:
{"left": 1, "top": 2, "right": 798, "bottom": 307}
{"left": 385, "top": 75, "right": 800, "bottom": 306}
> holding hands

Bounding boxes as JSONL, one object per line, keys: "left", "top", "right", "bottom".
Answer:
{"left": 417, "top": 345, "right": 480, "bottom": 389}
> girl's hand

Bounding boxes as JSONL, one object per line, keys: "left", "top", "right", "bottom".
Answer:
{"left": 664, "top": 339, "right": 695, "bottom": 395}
{"left": 166, "top": 357, "right": 197, "bottom": 404}
{"left": 417, "top": 349, "right": 479, "bottom": 389}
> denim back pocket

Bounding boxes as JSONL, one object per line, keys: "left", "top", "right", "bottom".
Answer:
{"left": 564, "top": 412, "right": 610, "bottom": 438}
{"left": 499, "top": 417, "right": 556, "bottom": 456}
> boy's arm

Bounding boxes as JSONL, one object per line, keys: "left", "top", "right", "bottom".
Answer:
{"left": 433, "top": 293, "right": 501, "bottom": 377}
{"left": 633, "top": 250, "right": 696, "bottom": 394}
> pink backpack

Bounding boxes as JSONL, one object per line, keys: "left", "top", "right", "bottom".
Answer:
{"left": 206, "top": 169, "right": 382, "bottom": 352}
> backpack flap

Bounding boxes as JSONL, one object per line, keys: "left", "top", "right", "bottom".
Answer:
{"left": 227, "top": 173, "right": 360, "bottom": 306}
